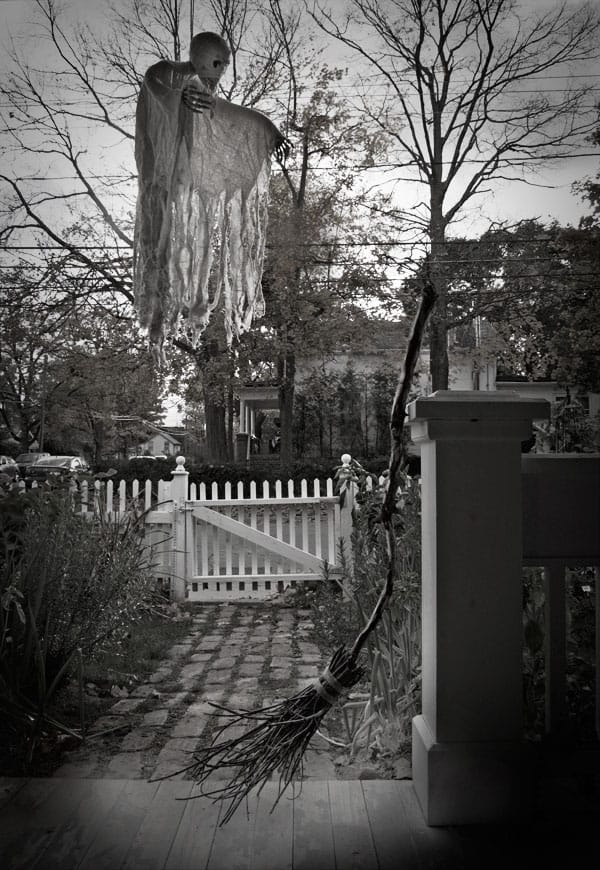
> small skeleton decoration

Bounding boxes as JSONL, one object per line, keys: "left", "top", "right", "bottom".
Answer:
{"left": 133, "top": 32, "right": 288, "bottom": 357}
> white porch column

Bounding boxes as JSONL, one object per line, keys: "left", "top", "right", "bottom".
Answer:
{"left": 169, "top": 455, "right": 189, "bottom": 602}
{"left": 408, "top": 391, "right": 549, "bottom": 825}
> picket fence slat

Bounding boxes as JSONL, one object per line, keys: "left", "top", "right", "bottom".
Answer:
{"left": 58, "top": 463, "right": 349, "bottom": 602}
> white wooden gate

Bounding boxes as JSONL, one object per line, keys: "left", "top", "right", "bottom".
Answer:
{"left": 184, "top": 477, "right": 345, "bottom": 602}
{"left": 62, "top": 457, "right": 353, "bottom": 603}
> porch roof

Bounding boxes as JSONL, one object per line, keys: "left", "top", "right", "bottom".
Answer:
{"left": 237, "top": 385, "right": 280, "bottom": 410}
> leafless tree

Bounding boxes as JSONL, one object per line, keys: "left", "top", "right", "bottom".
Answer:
{"left": 308, "top": 0, "right": 600, "bottom": 388}
{"left": 0, "top": 0, "right": 298, "bottom": 457}
{"left": 0, "top": 0, "right": 392, "bottom": 461}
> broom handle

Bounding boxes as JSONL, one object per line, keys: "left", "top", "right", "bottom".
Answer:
{"left": 349, "top": 275, "right": 436, "bottom": 663}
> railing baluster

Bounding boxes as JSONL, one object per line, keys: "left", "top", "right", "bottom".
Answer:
{"left": 596, "top": 566, "right": 600, "bottom": 742}
{"left": 543, "top": 563, "right": 568, "bottom": 737}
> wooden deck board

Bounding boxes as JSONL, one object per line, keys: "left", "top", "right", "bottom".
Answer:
{"left": 2, "top": 775, "right": 587, "bottom": 869}
{"left": 0, "top": 777, "right": 71, "bottom": 870}
{"left": 396, "top": 781, "right": 466, "bottom": 869}
{"left": 0, "top": 778, "right": 27, "bottom": 811}
{"left": 77, "top": 779, "right": 160, "bottom": 870}
{"left": 291, "top": 780, "right": 336, "bottom": 870}
{"left": 362, "top": 779, "right": 421, "bottom": 869}
{"left": 207, "top": 794, "right": 258, "bottom": 870}
{"left": 122, "top": 780, "right": 194, "bottom": 870}
{"left": 28, "top": 778, "right": 126, "bottom": 870}
{"left": 248, "top": 783, "right": 294, "bottom": 870}
{"left": 164, "top": 786, "right": 222, "bottom": 870}
{"left": 327, "top": 779, "right": 379, "bottom": 870}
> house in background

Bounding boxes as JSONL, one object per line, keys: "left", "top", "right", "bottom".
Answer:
{"left": 295, "top": 318, "right": 498, "bottom": 394}
{"left": 293, "top": 318, "right": 598, "bottom": 458}
{"left": 128, "top": 424, "right": 182, "bottom": 458}
{"left": 495, "top": 378, "right": 600, "bottom": 417}
{"left": 291, "top": 318, "right": 499, "bottom": 459}
{"left": 224, "top": 318, "right": 598, "bottom": 463}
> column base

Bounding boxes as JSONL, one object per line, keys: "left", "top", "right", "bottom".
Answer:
{"left": 412, "top": 715, "right": 534, "bottom": 826}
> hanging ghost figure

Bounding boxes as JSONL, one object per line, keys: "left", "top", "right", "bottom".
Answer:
{"left": 133, "top": 32, "right": 289, "bottom": 359}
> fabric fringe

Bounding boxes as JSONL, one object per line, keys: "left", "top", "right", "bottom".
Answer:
{"left": 133, "top": 69, "right": 277, "bottom": 352}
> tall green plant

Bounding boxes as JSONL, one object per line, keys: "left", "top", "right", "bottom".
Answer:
{"left": 308, "top": 458, "right": 421, "bottom": 764}
{"left": 0, "top": 479, "right": 156, "bottom": 764}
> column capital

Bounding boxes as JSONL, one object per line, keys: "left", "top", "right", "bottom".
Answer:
{"left": 409, "top": 391, "right": 550, "bottom": 444}
{"left": 409, "top": 390, "right": 550, "bottom": 422}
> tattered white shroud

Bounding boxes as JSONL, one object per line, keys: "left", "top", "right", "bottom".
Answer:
{"left": 133, "top": 64, "right": 279, "bottom": 354}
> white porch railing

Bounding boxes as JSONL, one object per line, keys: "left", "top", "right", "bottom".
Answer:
{"left": 408, "top": 390, "right": 599, "bottom": 827}
{"left": 521, "top": 454, "right": 600, "bottom": 739}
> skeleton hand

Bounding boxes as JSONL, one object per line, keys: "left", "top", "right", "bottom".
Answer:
{"left": 274, "top": 134, "right": 292, "bottom": 163}
{"left": 182, "top": 84, "right": 215, "bottom": 114}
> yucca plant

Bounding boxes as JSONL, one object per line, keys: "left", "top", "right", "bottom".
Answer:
{"left": 321, "top": 461, "right": 422, "bottom": 763}
{"left": 0, "top": 479, "right": 157, "bottom": 766}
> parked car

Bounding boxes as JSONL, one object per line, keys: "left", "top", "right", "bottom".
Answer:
{"left": 15, "top": 451, "right": 51, "bottom": 476}
{"left": 26, "top": 455, "right": 90, "bottom": 482}
{"left": 0, "top": 455, "right": 19, "bottom": 481}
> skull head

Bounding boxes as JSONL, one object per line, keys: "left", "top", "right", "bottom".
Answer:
{"left": 189, "top": 32, "right": 230, "bottom": 93}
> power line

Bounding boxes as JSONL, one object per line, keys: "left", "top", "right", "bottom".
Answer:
{"left": 2, "top": 254, "right": 598, "bottom": 269}
{"left": 1, "top": 274, "right": 600, "bottom": 284}
{"left": 5, "top": 151, "right": 598, "bottom": 183}
{"left": 3, "top": 236, "right": 597, "bottom": 251}
{"left": 1, "top": 75, "right": 600, "bottom": 109}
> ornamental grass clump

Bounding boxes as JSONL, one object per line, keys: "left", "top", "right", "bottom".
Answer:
{"left": 330, "top": 461, "right": 422, "bottom": 763}
{"left": 0, "top": 480, "right": 156, "bottom": 764}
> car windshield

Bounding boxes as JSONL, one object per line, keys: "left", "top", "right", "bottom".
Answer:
{"left": 16, "top": 454, "right": 44, "bottom": 462}
{"left": 36, "top": 457, "right": 76, "bottom": 467}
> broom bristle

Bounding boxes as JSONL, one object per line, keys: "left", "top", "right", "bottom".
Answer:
{"left": 158, "top": 645, "right": 363, "bottom": 824}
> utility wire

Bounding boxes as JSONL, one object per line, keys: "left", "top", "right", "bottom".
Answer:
{"left": 2, "top": 236, "right": 597, "bottom": 251}
{"left": 5, "top": 150, "right": 600, "bottom": 180}
{"left": 1, "top": 255, "right": 597, "bottom": 269}
{"left": 0, "top": 273, "right": 597, "bottom": 284}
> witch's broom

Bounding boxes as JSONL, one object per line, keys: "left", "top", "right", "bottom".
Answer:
{"left": 159, "top": 275, "right": 436, "bottom": 824}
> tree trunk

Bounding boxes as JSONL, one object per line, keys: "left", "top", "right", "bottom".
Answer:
{"left": 203, "top": 393, "right": 228, "bottom": 462}
{"left": 429, "top": 316, "right": 449, "bottom": 391}
{"left": 227, "top": 387, "right": 234, "bottom": 461}
{"left": 278, "top": 352, "right": 295, "bottom": 468}
{"left": 429, "top": 173, "right": 449, "bottom": 391}
{"left": 196, "top": 338, "right": 230, "bottom": 463}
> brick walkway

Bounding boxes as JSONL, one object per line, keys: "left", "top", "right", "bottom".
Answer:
{"left": 53, "top": 603, "right": 342, "bottom": 782}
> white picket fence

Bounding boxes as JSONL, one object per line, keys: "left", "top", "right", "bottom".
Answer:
{"left": 58, "top": 457, "right": 357, "bottom": 602}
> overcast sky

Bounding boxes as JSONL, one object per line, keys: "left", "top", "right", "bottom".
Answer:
{"left": 1, "top": 0, "right": 598, "bottom": 232}
{"left": 2, "top": 0, "right": 597, "bottom": 424}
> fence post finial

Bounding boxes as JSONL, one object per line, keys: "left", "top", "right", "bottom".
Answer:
{"left": 173, "top": 455, "right": 186, "bottom": 474}
{"left": 170, "top": 455, "right": 190, "bottom": 602}
{"left": 338, "top": 453, "right": 355, "bottom": 597}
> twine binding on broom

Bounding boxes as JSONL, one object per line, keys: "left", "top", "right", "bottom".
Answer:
{"left": 313, "top": 667, "right": 344, "bottom": 706}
